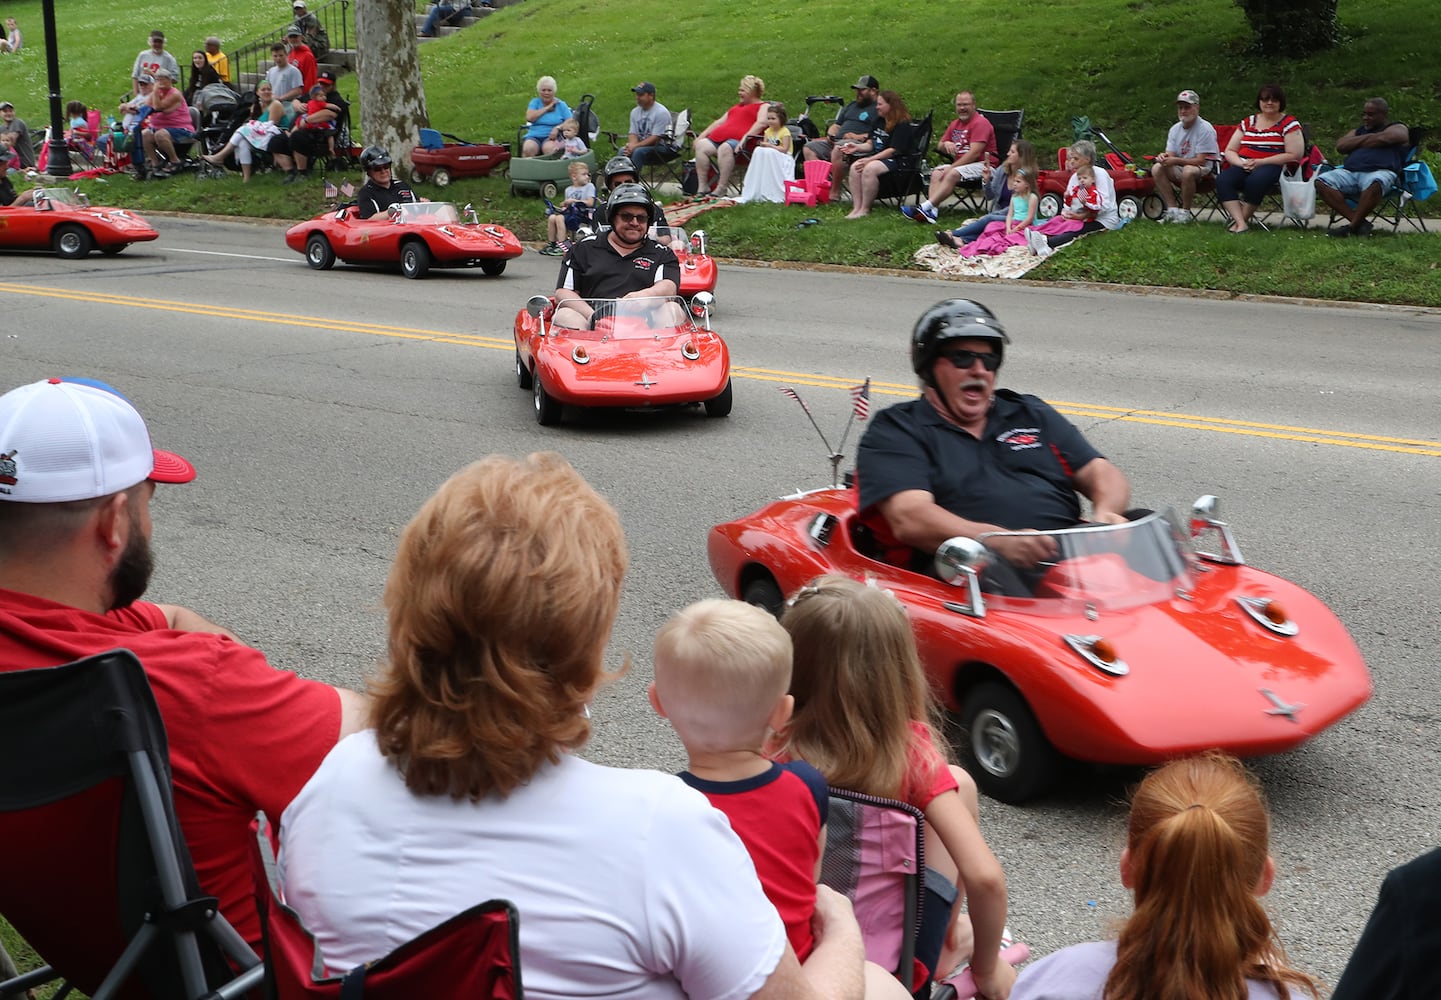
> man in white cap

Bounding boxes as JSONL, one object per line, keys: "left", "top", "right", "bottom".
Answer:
{"left": 1151, "top": 89, "right": 1220, "bottom": 223}
{"left": 0, "top": 377, "right": 367, "bottom": 952}
{"left": 290, "top": 0, "right": 329, "bottom": 59}
{"left": 131, "top": 29, "right": 179, "bottom": 95}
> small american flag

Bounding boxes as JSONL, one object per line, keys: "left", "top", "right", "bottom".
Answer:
{"left": 776, "top": 385, "right": 813, "bottom": 416}
{"left": 340, "top": 180, "right": 355, "bottom": 198}
{"left": 849, "top": 379, "right": 871, "bottom": 421}
{"left": 324, "top": 178, "right": 338, "bottom": 199}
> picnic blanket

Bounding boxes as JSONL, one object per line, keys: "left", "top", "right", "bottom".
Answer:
{"left": 914, "top": 241, "right": 1057, "bottom": 279}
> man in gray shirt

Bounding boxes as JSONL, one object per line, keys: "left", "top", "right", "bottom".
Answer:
{"left": 623, "top": 82, "right": 678, "bottom": 172}
{"left": 131, "top": 29, "right": 180, "bottom": 95}
{"left": 802, "top": 75, "right": 880, "bottom": 191}
{"left": 266, "top": 42, "right": 304, "bottom": 103}
{"left": 0, "top": 101, "right": 35, "bottom": 169}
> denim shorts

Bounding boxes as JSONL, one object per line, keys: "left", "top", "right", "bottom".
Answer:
{"left": 1318, "top": 167, "right": 1397, "bottom": 197}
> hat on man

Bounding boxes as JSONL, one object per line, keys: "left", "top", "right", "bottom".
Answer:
{"left": 852, "top": 75, "right": 880, "bottom": 91}
{"left": 136, "top": 74, "right": 154, "bottom": 85}
{"left": 0, "top": 101, "right": 12, "bottom": 111}
{"left": 317, "top": 70, "right": 336, "bottom": 84}
{"left": 0, "top": 378, "right": 196, "bottom": 503}
{"left": 285, "top": 24, "right": 303, "bottom": 36}
{"left": 1176, "top": 90, "right": 1201, "bottom": 105}
{"left": 293, "top": 0, "right": 307, "bottom": 7}
{"left": 631, "top": 82, "right": 656, "bottom": 95}
{"left": 150, "top": 30, "right": 165, "bottom": 41}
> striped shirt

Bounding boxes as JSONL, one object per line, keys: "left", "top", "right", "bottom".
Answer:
{"left": 1237, "top": 113, "right": 1301, "bottom": 159}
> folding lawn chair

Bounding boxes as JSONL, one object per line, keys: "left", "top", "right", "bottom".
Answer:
{"left": 874, "top": 111, "right": 934, "bottom": 208}
{"left": 947, "top": 108, "right": 1024, "bottom": 215}
{"left": 819, "top": 787, "right": 927, "bottom": 989}
{"left": 639, "top": 108, "right": 691, "bottom": 191}
{"left": 1324, "top": 125, "right": 1432, "bottom": 233}
{"left": 0, "top": 649, "right": 263, "bottom": 1000}
{"left": 251, "top": 837, "right": 523, "bottom": 998}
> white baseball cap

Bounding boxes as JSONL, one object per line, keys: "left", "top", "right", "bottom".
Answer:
{"left": 0, "top": 378, "right": 195, "bottom": 503}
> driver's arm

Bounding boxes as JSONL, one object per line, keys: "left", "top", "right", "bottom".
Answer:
{"left": 620, "top": 250, "right": 680, "bottom": 298}
{"left": 621, "top": 278, "right": 677, "bottom": 299}
{"left": 1072, "top": 457, "right": 1130, "bottom": 524}
{"left": 879, "top": 490, "right": 1057, "bottom": 568}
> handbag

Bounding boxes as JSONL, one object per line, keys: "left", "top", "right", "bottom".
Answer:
{"left": 1279, "top": 163, "right": 1316, "bottom": 222}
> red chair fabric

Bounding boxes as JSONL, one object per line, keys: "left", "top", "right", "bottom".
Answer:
{"left": 251, "top": 839, "right": 523, "bottom": 998}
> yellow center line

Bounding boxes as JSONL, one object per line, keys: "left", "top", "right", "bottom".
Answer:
{"left": 6, "top": 282, "right": 1438, "bottom": 457}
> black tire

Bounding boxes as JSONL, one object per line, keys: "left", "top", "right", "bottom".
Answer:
{"left": 533, "top": 369, "right": 561, "bottom": 425}
{"left": 400, "top": 240, "right": 432, "bottom": 279}
{"left": 1117, "top": 195, "right": 1142, "bottom": 221}
{"left": 960, "top": 681, "right": 1059, "bottom": 804}
{"left": 305, "top": 232, "right": 336, "bottom": 270}
{"left": 1037, "top": 192, "right": 1062, "bottom": 219}
{"left": 479, "top": 259, "right": 506, "bottom": 276}
{"left": 742, "top": 575, "right": 784, "bottom": 618}
{"left": 100, "top": 245, "right": 126, "bottom": 256}
{"left": 53, "top": 224, "right": 94, "bottom": 260}
{"left": 540, "top": 181, "right": 559, "bottom": 201}
{"left": 1142, "top": 194, "right": 1166, "bottom": 220}
{"left": 704, "top": 378, "right": 733, "bottom": 418}
{"left": 515, "top": 350, "right": 532, "bottom": 390}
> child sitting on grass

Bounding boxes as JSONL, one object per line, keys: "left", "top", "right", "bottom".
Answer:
{"left": 540, "top": 159, "right": 595, "bottom": 255}
{"left": 777, "top": 575, "right": 1017, "bottom": 999}
{"left": 651, "top": 598, "right": 911, "bottom": 1000}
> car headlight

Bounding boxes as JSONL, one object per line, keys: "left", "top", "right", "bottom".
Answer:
{"left": 1063, "top": 634, "right": 1129, "bottom": 676}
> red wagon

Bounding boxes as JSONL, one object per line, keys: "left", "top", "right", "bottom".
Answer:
{"left": 409, "top": 129, "right": 512, "bottom": 188}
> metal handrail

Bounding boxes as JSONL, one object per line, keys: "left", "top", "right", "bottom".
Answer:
{"left": 227, "top": 0, "right": 352, "bottom": 91}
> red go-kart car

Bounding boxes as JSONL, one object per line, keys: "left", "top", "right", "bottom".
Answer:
{"left": 514, "top": 293, "right": 731, "bottom": 426}
{"left": 285, "top": 201, "right": 523, "bottom": 279}
{"left": 708, "top": 492, "right": 1372, "bottom": 803}
{"left": 0, "top": 187, "right": 158, "bottom": 259}
{"left": 409, "top": 130, "right": 512, "bottom": 188}
{"left": 652, "top": 226, "right": 718, "bottom": 302}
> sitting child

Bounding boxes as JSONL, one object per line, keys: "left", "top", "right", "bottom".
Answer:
{"left": 777, "top": 575, "right": 1017, "bottom": 998}
{"left": 557, "top": 117, "right": 586, "bottom": 159}
{"left": 959, "top": 167, "right": 1040, "bottom": 258}
{"left": 64, "top": 100, "right": 97, "bottom": 162}
{"left": 540, "top": 159, "right": 595, "bottom": 255}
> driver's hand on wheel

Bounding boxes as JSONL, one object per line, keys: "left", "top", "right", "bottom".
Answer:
{"left": 984, "top": 530, "right": 1057, "bottom": 568}
{"left": 1089, "top": 511, "right": 1129, "bottom": 526}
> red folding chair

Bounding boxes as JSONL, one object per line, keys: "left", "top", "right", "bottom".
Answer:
{"left": 251, "top": 838, "right": 523, "bottom": 998}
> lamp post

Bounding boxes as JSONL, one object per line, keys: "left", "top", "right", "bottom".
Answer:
{"left": 40, "top": 0, "right": 72, "bottom": 177}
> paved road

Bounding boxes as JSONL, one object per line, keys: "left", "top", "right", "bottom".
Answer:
{"left": 4, "top": 217, "right": 1439, "bottom": 985}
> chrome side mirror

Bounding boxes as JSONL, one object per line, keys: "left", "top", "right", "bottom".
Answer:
{"left": 690, "top": 290, "right": 715, "bottom": 330}
{"left": 525, "top": 294, "right": 551, "bottom": 319}
{"left": 935, "top": 536, "right": 989, "bottom": 618}
{"left": 1190, "top": 494, "right": 1245, "bottom": 565}
{"left": 690, "top": 229, "right": 707, "bottom": 255}
{"left": 1190, "top": 495, "right": 1219, "bottom": 534}
{"left": 462, "top": 202, "right": 479, "bottom": 225}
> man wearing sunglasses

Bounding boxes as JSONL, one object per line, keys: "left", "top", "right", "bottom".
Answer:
{"left": 857, "top": 299, "right": 1131, "bottom": 567}
{"left": 554, "top": 183, "right": 680, "bottom": 329}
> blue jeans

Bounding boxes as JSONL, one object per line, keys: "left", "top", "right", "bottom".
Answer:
{"left": 629, "top": 144, "right": 678, "bottom": 170}
{"left": 956, "top": 210, "right": 1005, "bottom": 243}
{"left": 421, "top": 1, "right": 464, "bottom": 34}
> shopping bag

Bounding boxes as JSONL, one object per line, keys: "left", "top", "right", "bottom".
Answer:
{"left": 1279, "top": 163, "right": 1316, "bottom": 222}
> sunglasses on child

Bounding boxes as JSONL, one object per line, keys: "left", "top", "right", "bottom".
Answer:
{"left": 940, "top": 349, "right": 1001, "bottom": 371}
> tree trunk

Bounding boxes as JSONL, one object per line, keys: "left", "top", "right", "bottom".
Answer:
{"left": 1236, "top": 0, "right": 1339, "bottom": 56}
{"left": 353, "top": 0, "right": 429, "bottom": 174}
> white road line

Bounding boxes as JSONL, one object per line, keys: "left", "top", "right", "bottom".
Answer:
{"left": 166, "top": 247, "right": 296, "bottom": 263}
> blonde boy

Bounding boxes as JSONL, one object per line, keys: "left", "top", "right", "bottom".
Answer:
{"left": 541, "top": 159, "right": 596, "bottom": 255}
{"left": 651, "top": 599, "right": 827, "bottom": 961}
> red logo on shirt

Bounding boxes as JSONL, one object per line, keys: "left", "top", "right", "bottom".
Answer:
{"left": 997, "top": 428, "right": 1041, "bottom": 450}
{"left": 633, "top": 256, "right": 656, "bottom": 271}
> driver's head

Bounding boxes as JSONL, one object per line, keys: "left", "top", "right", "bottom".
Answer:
{"left": 360, "top": 145, "right": 393, "bottom": 181}
{"left": 603, "top": 155, "right": 637, "bottom": 189}
{"left": 606, "top": 184, "right": 654, "bottom": 247}
{"left": 910, "top": 300, "right": 1008, "bottom": 426}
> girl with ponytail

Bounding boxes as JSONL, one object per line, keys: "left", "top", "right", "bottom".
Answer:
{"left": 1011, "top": 752, "right": 1321, "bottom": 1000}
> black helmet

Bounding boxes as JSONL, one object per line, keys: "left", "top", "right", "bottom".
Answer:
{"left": 360, "top": 145, "right": 392, "bottom": 172}
{"left": 910, "top": 299, "right": 1008, "bottom": 378}
{"left": 606, "top": 183, "right": 656, "bottom": 226}
{"left": 603, "top": 155, "right": 637, "bottom": 184}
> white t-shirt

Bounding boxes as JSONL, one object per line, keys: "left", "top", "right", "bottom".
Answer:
{"left": 1012, "top": 940, "right": 1285, "bottom": 999}
{"left": 279, "top": 732, "right": 786, "bottom": 1000}
{"left": 1064, "top": 168, "right": 1123, "bottom": 230}
{"left": 1165, "top": 117, "right": 1221, "bottom": 166}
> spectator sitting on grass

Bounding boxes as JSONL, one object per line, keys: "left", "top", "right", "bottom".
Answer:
{"left": 1317, "top": 97, "right": 1409, "bottom": 239}
{"left": 1151, "top": 89, "right": 1220, "bottom": 224}
{"left": 904, "top": 90, "right": 996, "bottom": 225}
{"left": 540, "top": 159, "right": 595, "bottom": 256}
{"left": 1215, "top": 82, "right": 1303, "bottom": 234}
{"left": 936, "top": 140, "right": 1039, "bottom": 249}
{"left": 1024, "top": 140, "right": 1122, "bottom": 255}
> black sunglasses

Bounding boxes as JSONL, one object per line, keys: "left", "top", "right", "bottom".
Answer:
{"left": 940, "top": 349, "right": 1001, "bottom": 371}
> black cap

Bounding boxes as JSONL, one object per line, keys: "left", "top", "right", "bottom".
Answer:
{"left": 852, "top": 75, "right": 880, "bottom": 90}
{"left": 631, "top": 82, "right": 656, "bottom": 95}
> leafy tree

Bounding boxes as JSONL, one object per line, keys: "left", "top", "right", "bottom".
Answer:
{"left": 1236, "top": 0, "right": 1339, "bottom": 55}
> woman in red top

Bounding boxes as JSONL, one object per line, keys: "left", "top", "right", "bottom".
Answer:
{"left": 692, "top": 75, "right": 768, "bottom": 198}
{"left": 1216, "top": 82, "right": 1304, "bottom": 233}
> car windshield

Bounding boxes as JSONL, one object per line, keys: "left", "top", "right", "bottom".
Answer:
{"left": 979, "top": 509, "right": 1197, "bottom": 614}
{"left": 34, "top": 188, "right": 86, "bottom": 207}
{"left": 394, "top": 202, "right": 459, "bottom": 224}
{"left": 556, "top": 297, "right": 699, "bottom": 339}
{"left": 648, "top": 225, "right": 688, "bottom": 248}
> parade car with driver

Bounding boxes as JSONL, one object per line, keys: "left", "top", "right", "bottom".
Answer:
{"left": 284, "top": 201, "right": 523, "bottom": 279}
{"left": 0, "top": 187, "right": 158, "bottom": 259}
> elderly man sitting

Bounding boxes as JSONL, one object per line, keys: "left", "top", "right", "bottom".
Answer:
{"left": 1318, "top": 97, "right": 1409, "bottom": 238}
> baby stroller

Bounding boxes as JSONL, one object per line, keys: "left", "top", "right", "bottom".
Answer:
{"left": 197, "top": 92, "right": 257, "bottom": 179}
{"left": 787, "top": 95, "right": 844, "bottom": 172}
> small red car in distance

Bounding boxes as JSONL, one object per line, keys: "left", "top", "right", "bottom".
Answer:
{"left": 652, "top": 226, "right": 718, "bottom": 302}
{"left": 0, "top": 187, "right": 158, "bottom": 259}
{"left": 285, "top": 201, "right": 523, "bottom": 279}
{"left": 708, "top": 492, "right": 1372, "bottom": 803}
{"left": 513, "top": 293, "right": 731, "bottom": 426}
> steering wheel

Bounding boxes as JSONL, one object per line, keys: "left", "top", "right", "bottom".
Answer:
{"left": 588, "top": 300, "right": 616, "bottom": 330}
{"left": 386, "top": 203, "right": 403, "bottom": 222}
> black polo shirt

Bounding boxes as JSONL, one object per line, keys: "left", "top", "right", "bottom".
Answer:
{"left": 555, "top": 234, "right": 680, "bottom": 299}
{"left": 857, "top": 390, "right": 1103, "bottom": 530}
{"left": 355, "top": 178, "right": 417, "bottom": 219}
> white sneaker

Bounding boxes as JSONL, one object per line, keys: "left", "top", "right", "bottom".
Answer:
{"left": 1025, "top": 229, "right": 1052, "bottom": 257}
{"left": 1159, "top": 207, "right": 1179, "bottom": 223}
{"left": 1173, "top": 208, "right": 1194, "bottom": 224}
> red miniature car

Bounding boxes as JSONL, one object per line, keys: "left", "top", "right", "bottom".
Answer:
{"left": 409, "top": 131, "right": 512, "bottom": 188}
{"left": 708, "top": 492, "right": 1372, "bottom": 803}
{"left": 513, "top": 293, "right": 731, "bottom": 426}
{"left": 284, "top": 201, "right": 523, "bottom": 279}
{"left": 652, "top": 226, "right": 718, "bottom": 302}
{"left": 0, "top": 187, "right": 158, "bottom": 259}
